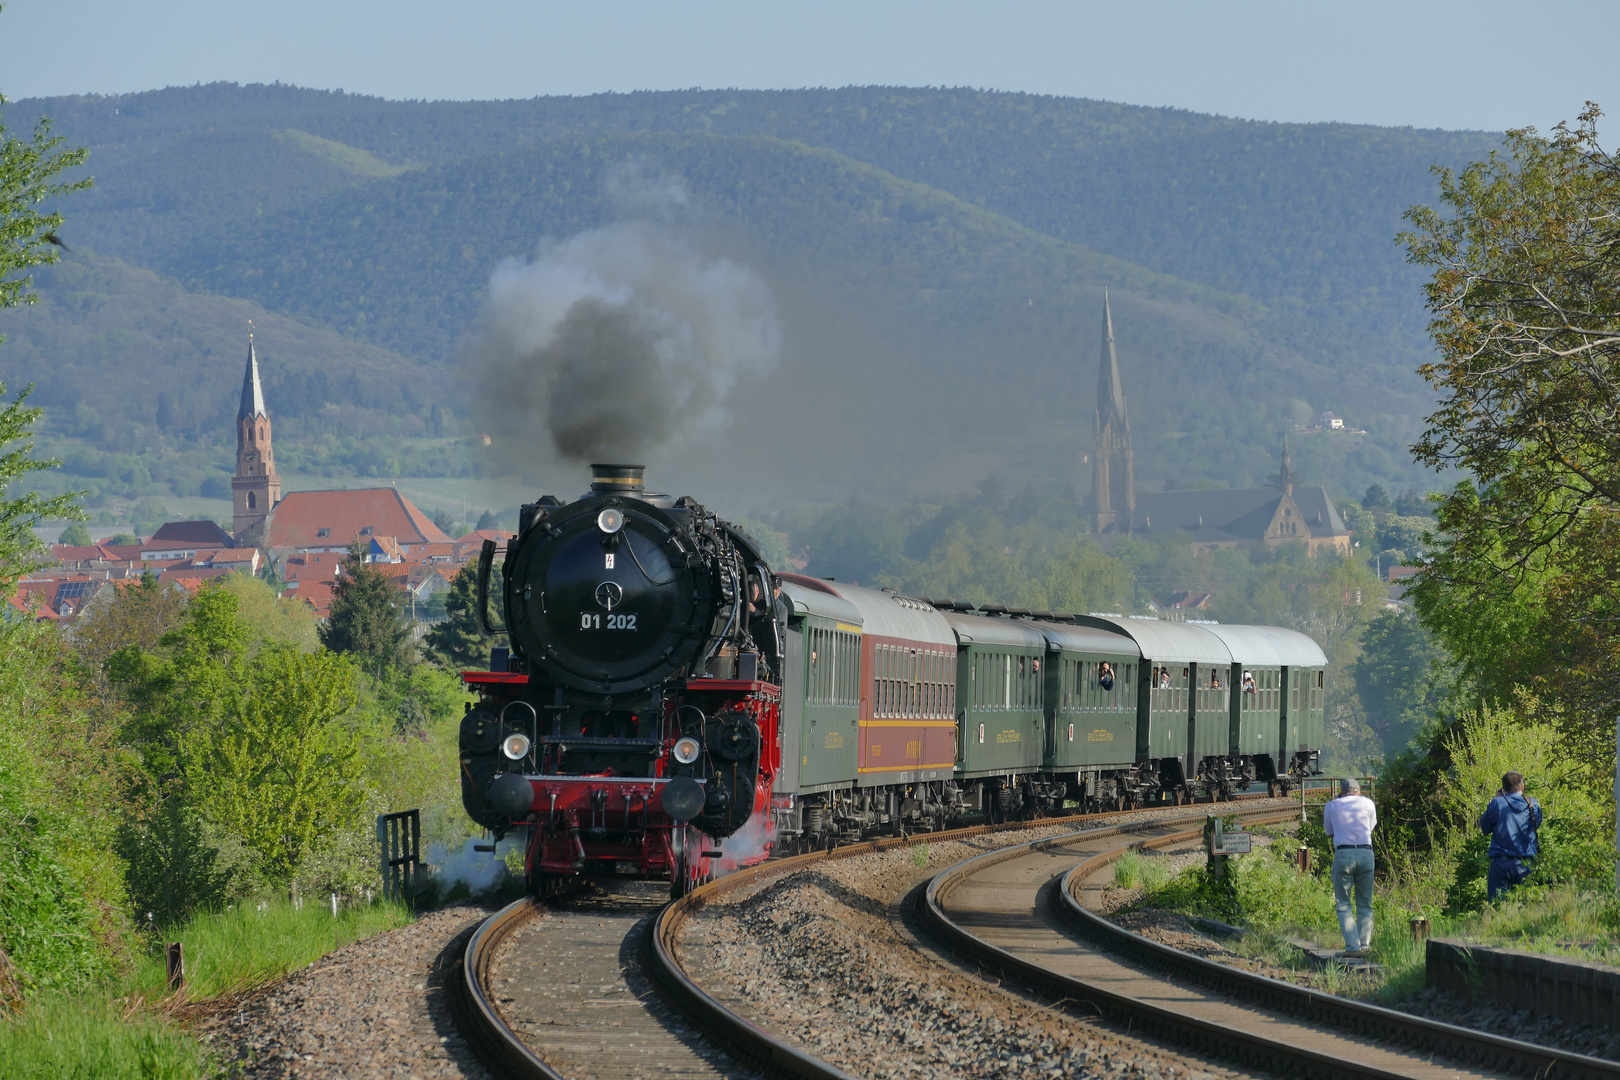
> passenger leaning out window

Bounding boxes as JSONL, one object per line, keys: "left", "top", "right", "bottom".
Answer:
{"left": 1098, "top": 661, "right": 1115, "bottom": 691}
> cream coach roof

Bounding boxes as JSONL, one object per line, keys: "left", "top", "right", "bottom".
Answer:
{"left": 1072, "top": 615, "right": 1232, "bottom": 666}
{"left": 939, "top": 610, "right": 1051, "bottom": 649}
{"left": 825, "top": 582, "right": 957, "bottom": 646}
{"left": 779, "top": 576, "right": 863, "bottom": 627}
{"left": 1195, "top": 623, "right": 1327, "bottom": 668}
{"left": 1029, "top": 620, "right": 1143, "bottom": 657}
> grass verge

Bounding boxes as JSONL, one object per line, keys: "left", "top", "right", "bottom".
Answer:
{"left": 127, "top": 896, "right": 413, "bottom": 1002}
{"left": 0, "top": 897, "right": 414, "bottom": 1078}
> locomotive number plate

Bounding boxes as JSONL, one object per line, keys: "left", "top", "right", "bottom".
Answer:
{"left": 580, "top": 613, "right": 638, "bottom": 630}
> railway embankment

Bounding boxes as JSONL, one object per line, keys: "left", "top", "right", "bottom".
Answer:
{"left": 1097, "top": 820, "right": 1620, "bottom": 1063}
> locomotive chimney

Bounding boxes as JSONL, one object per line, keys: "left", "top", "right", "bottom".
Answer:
{"left": 589, "top": 463, "right": 646, "bottom": 498}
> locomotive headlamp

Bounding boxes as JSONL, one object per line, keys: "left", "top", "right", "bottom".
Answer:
{"left": 596, "top": 508, "right": 625, "bottom": 534}
{"left": 672, "top": 736, "right": 702, "bottom": 764}
{"left": 501, "top": 733, "right": 532, "bottom": 760}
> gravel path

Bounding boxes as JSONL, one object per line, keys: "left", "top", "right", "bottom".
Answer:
{"left": 195, "top": 903, "right": 496, "bottom": 1079}
{"left": 679, "top": 816, "right": 1256, "bottom": 1080}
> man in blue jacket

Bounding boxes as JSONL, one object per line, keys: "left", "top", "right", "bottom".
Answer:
{"left": 1478, "top": 771, "right": 1542, "bottom": 901}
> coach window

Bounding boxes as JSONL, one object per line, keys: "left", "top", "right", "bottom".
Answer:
{"left": 885, "top": 646, "right": 895, "bottom": 716}
{"left": 921, "top": 653, "right": 930, "bottom": 718}
{"left": 810, "top": 628, "right": 822, "bottom": 704}
{"left": 933, "top": 652, "right": 942, "bottom": 717}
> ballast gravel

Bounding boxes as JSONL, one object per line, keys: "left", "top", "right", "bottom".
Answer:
{"left": 679, "top": 815, "right": 1248, "bottom": 1080}
{"left": 1403, "top": 986, "right": 1620, "bottom": 1062}
{"left": 194, "top": 903, "right": 495, "bottom": 1080}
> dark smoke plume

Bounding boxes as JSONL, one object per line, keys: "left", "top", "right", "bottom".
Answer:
{"left": 467, "top": 211, "right": 780, "bottom": 465}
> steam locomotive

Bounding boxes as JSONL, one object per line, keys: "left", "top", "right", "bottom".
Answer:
{"left": 459, "top": 465, "right": 1325, "bottom": 896}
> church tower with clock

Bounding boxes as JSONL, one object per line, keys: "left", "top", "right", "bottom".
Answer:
{"left": 232, "top": 332, "right": 281, "bottom": 541}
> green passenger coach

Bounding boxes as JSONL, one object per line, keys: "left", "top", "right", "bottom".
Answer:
{"left": 778, "top": 579, "right": 863, "bottom": 795}
{"left": 1199, "top": 624, "right": 1327, "bottom": 794}
{"left": 1035, "top": 622, "right": 1140, "bottom": 806}
{"left": 765, "top": 575, "right": 1326, "bottom": 845}
{"left": 941, "top": 611, "right": 1049, "bottom": 817}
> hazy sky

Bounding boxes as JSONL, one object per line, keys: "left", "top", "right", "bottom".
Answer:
{"left": 3, "top": 0, "right": 1615, "bottom": 134}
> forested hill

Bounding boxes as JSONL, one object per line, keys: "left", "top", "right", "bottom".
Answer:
{"left": 6, "top": 84, "right": 1503, "bottom": 504}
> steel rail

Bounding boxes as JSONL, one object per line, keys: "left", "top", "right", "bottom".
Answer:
{"left": 1053, "top": 841, "right": 1620, "bottom": 1080}
{"left": 451, "top": 793, "right": 1298, "bottom": 1079}
{"left": 450, "top": 897, "right": 563, "bottom": 1080}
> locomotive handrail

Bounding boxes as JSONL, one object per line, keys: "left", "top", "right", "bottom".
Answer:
{"left": 476, "top": 537, "right": 499, "bottom": 638}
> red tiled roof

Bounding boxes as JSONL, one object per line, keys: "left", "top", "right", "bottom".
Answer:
{"left": 8, "top": 592, "right": 59, "bottom": 620}
{"left": 457, "top": 529, "right": 515, "bottom": 546}
{"left": 204, "top": 549, "right": 259, "bottom": 564}
{"left": 50, "top": 544, "right": 104, "bottom": 561}
{"left": 97, "top": 543, "right": 146, "bottom": 561}
{"left": 266, "top": 488, "right": 450, "bottom": 550}
{"left": 406, "top": 542, "right": 458, "bottom": 560}
{"left": 282, "top": 550, "right": 345, "bottom": 583}
{"left": 285, "top": 580, "right": 336, "bottom": 617}
{"left": 158, "top": 567, "right": 238, "bottom": 586}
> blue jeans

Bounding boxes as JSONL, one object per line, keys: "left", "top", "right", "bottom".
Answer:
{"left": 1331, "top": 847, "right": 1374, "bottom": 951}
{"left": 1487, "top": 856, "right": 1532, "bottom": 901}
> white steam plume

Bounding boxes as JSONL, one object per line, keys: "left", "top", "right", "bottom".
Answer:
{"left": 467, "top": 209, "right": 780, "bottom": 464}
{"left": 425, "top": 835, "right": 521, "bottom": 894}
{"left": 715, "top": 809, "right": 777, "bottom": 875}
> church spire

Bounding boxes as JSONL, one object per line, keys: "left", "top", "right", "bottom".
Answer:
{"left": 1097, "top": 290, "right": 1129, "bottom": 434}
{"left": 1280, "top": 434, "right": 1294, "bottom": 496}
{"left": 232, "top": 326, "right": 280, "bottom": 542}
{"left": 239, "top": 328, "right": 267, "bottom": 420}
{"left": 1092, "top": 290, "right": 1135, "bottom": 535}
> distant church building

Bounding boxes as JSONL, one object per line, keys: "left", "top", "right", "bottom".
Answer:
{"left": 1092, "top": 292, "right": 1134, "bottom": 536}
{"left": 1089, "top": 300, "right": 1351, "bottom": 556}
{"left": 232, "top": 334, "right": 282, "bottom": 541}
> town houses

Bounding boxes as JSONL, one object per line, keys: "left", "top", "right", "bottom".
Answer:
{"left": 14, "top": 336, "right": 511, "bottom": 622}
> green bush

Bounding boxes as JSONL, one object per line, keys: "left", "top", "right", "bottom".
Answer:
{"left": 116, "top": 798, "right": 265, "bottom": 928}
{"left": 0, "top": 759, "right": 112, "bottom": 998}
{"left": 1434, "top": 701, "right": 1613, "bottom": 914}
{"left": 1143, "top": 839, "right": 1337, "bottom": 933}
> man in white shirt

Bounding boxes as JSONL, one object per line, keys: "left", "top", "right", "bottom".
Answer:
{"left": 1322, "top": 777, "right": 1377, "bottom": 955}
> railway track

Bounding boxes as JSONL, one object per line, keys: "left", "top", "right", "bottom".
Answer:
{"left": 449, "top": 795, "right": 1288, "bottom": 1079}
{"left": 920, "top": 810, "right": 1620, "bottom": 1080}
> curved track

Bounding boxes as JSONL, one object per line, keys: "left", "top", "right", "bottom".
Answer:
{"left": 921, "top": 812, "right": 1620, "bottom": 1080}
{"left": 451, "top": 797, "right": 1283, "bottom": 1079}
